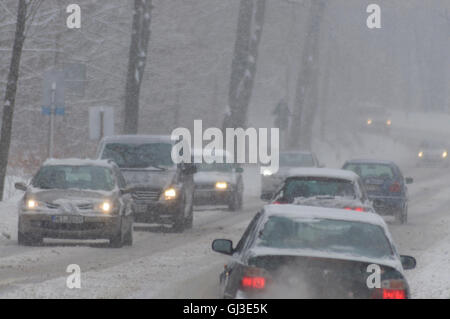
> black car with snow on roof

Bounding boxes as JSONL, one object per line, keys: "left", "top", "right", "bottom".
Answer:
{"left": 263, "top": 168, "right": 374, "bottom": 213}
{"left": 97, "top": 135, "right": 197, "bottom": 232}
{"left": 212, "top": 205, "right": 416, "bottom": 299}
{"left": 15, "top": 159, "right": 134, "bottom": 248}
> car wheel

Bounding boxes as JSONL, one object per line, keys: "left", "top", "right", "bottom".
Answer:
{"left": 228, "top": 191, "right": 239, "bottom": 211}
{"left": 109, "top": 219, "right": 123, "bottom": 248}
{"left": 18, "top": 232, "right": 42, "bottom": 246}
{"left": 395, "top": 206, "right": 407, "bottom": 225}
{"left": 123, "top": 222, "right": 133, "bottom": 246}
{"left": 184, "top": 201, "right": 194, "bottom": 229}
{"left": 401, "top": 205, "right": 408, "bottom": 224}
{"left": 172, "top": 195, "right": 186, "bottom": 233}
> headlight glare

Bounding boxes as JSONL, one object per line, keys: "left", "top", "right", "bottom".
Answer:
{"left": 262, "top": 169, "right": 273, "bottom": 176}
{"left": 215, "top": 182, "right": 228, "bottom": 190}
{"left": 418, "top": 151, "right": 423, "bottom": 158}
{"left": 164, "top": 188, "right": 177, "bottom": 200}
{"left": 100, "top": 201, "right": 112, "bottom": 213}
{"left": 26, "top": 199, "right": 38, "bottom": 210}
{"left": 443, "top": 151, "right": 448, "bottom": 159}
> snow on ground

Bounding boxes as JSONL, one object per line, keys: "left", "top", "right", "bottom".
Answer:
{"left": 0, "top": 217, "right": 248, "bottom": 299}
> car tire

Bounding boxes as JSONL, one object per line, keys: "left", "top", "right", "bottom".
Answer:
{"left": 123, "top": 223, "right": 133, "bottom": 246}
{"left": 396, "top": 206, "right": 407, "bottom": 225}
{"left": 172, "top": 195, "right": 186, "bottom": 233}
{"left": 184, "top": 201, "right": 194, "bottom": 229}
{"left": 228, "top": 191, "right": 240, "bottom": 211}
{"left": 109, "top": 219, "right": 124, "bottom": 248}
{"left": 18, "top": 232, "right": 42, "bottom": 246}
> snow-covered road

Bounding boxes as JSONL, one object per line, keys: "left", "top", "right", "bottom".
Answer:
{"left": 1, "top": 166, "right": 450, "bottom": 298}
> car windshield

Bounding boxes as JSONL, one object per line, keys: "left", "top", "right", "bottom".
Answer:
{"left": 256, "top": 216, "right": 394, "bottom": 259}
{"left": 344, "top": 163, "right": 394, "bottom": 180}
{"left": 280, "top": 177, "right": 356, "bottom": 202}
{"left": 101, "top": 143, "right": 174, "bottom": 169}
{"left": 32, "top": 165, "right": 115, "bottom": 191}
{"left": 197, "top": 162, "right": 235, "bottom": 172}
{"left": 280, "top": 153, "right": 315, "bottom": 167}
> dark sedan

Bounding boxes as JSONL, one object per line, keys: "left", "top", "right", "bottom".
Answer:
{"left": 212, "top": 205, "right": 416, "bottom": 299}
{"left": 342, "top": 160, "right": 413, "bottom": 224}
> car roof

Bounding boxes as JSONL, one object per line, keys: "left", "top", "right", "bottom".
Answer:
{"left": 43, "top": 158, "right": 116, "bottom": 169}
{"left": 283, "top": 168, "right": 358, "bottom": 181}
{"left": 280, "top": 150, "right": 314, "bottom": 155}
{"left": 263, "top": 204, "right": 386, "bottom": 227}
{"left": 343, "top": 159, "right": 397, "bottom": 166}
{"left": 100, "top": 135, "right": 174, "bottom": 145}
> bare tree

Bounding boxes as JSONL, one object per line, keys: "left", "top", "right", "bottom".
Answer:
{"left": 0, "top": 0, "right": 42, "bottom": 201}
{"left": 288, "top": 0, "right": 326, "bottom": 150}
{"left": 123, "top": 0, "right": 152, "bottom": 134}
{"left": 223, "top": 0, "right": 266, "bottom": 130}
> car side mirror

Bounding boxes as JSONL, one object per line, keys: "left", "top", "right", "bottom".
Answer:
{"left": 400, "top": 255, "right": 416, "bottom": 270}
{"left": 235, "top": 167, "right": 244, "bottom": 173}
{"left": 181, "top": 163, "right": 197, "bottom": 175}
{"left": 15, "top": 182, "right": 27, "bottom": 192}
{"left": 405, "top": 177, "right": 413, "bottom": 184}
{"left": 260, "top": 193, "right": 273, "bottom": 202}
{"left": 212, "top": 239, "right": 234, "bottom": 255}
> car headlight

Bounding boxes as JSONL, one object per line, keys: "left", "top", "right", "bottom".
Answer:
{"left": 163, "top": 188, "right": 177, "bottom": 200}
{"left": 418, "top": 151, "right": 424, "bottom": 158}
{"left": 215, "top": 182, "right": 228, "bottom": 190}
{"left": 367, "top": 119, "right": 372, "bottom": 125}
{"left": 443, "top": 151, "right": 448, "bottom": 159}
{"left": 262, "top": 169, "right": 273, "bottom": 176}
{"left": 26, "top": 199, "right": 39, "bottom": 210}
{"left": 386, "top": 119, "right": 392, "bottom": 126}
{"left": 100, "top": 201, "right": 112, "bottom": 213}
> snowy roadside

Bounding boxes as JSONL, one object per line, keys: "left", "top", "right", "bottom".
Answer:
{"left": 0, "top": 218, "right": 248, "bottom": 299}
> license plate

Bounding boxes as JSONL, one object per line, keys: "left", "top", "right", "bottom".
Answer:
{"left": 366, "top": 184, "right": 380, "bottom": 192}
{"left": 52, "top": 215, "right": 84, "bottom": 224}
{"left": 135, "top": 205, "right": 148, "bottom": 213}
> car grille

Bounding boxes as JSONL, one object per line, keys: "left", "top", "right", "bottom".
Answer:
{"left": 45, "top": 202, "right": 60, "bottom": 209}
{"left": 132, "top": 190, "right": 161, "bottom": 201}
{"left": 195, "top": 183, "right": 215, "bottom": 190}
{"left": 77, "top": 203, "right": 94, "bottom": 210}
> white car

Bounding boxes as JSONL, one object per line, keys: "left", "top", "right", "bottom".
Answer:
{"left": 264, "top": 168, "right": 375, "bottom": 213}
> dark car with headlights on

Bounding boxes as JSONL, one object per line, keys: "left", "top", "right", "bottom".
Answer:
{"left": 193, "top": 149, "right": 244, "bottom": 211}
{"left": 261, "top": 151, "right": 321, "bottom": 199}
{"left": 342, "top": 160, "right": 413, "bottom": 224}
{"left": 212, "top": 205, "right": 416, "bottom": 299}
{"left": 263, "top": 168, "right": 374, "bottom": 213}
{"left": 15, "top": 159, "right": 134, "bottom": 247}
{"left": 416, "top": 140, "right": 449, "bottom": 167}
{"left": 97, "top": 135, "right": 196, "bottom": 232}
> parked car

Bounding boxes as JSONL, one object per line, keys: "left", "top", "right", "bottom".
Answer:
{"left": 342, "top": 159, "right": 413, "bottom": 224}
{"left": 212, "top": 204, "right": 416, "bottom": 299}
{"left": 263, "top": 168, "right": 374, "bottom": 213}
{"left": 261, "top": 151, "right": 322, "bottom": 198}
{"left": 193, "top": 149, "right": 244, "bottom": 211}
{"left": 97, "top": 135, "right": 197, "bottom": 232}
{"left": 15, "top": 159, "right": 134, "bottom": 248}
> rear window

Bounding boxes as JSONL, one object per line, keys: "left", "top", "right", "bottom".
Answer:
{"left": 280, "top": 153, "right": 315, "bottom": 167}
{"left": 256, "top": 216, "right": 394, "bottom": 259}
{"left": 279, "top": 177, "right": 356, "bottom": 202}
{"left": 344, "top": 163, "right": 395, "bottom": 180}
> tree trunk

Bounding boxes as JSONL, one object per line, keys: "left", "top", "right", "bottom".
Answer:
{"left": 288, "top": 0, "right": 326, "bottom": 150}
{"left": 0, "top": 0, "right": 29, "bottom": 201}
{"left": 124, "top": 0, "right": 152, "bottom": 134}
{"left": 224, "top": 0, "right": 266, "bottom": 130}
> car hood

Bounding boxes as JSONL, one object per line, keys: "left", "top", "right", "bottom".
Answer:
{"left": 194, "top": 171, "right": 234, "bottom": 184}
{"left": 29, "top": 189, "right": 113, "bottom": 202}
{"left": 120, "top": 168, "right": 176, "bottom": 189}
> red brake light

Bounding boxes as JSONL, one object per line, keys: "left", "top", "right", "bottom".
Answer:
{"left": 382, "top": 289, "right": 406, "bottom": 299}
{"left": 272, "top": 201, "right": 285, "bottom": 205}
{"left": 389, "top": 182, "right": 401, "bottom": 193}
{"left": 344, "top": 207, "right": 365, "bottom": 212}
{"left": 241, "top": 276, "right": 266, "bottom": 289}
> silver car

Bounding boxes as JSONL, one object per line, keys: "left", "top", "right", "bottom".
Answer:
{"left": 15, "top": 159, "right": 134, "bottom": 248}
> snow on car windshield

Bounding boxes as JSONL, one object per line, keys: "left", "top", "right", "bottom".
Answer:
{"left": 101, "top": 143, "right": 174, "bottom": 169}
{"left": 31, "top": 165, "right": 115, "bottom": 191}
{"left": 256, "top": 216, "right": 394, "bottom": 260}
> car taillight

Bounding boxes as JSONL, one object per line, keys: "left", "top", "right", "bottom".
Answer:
{"left": 241, "top": 267, "right": 268, "bottom": 290}
{"left": 389, "top": 182, "right": 401, "bottom": 193}
{"left": 372, "top": 279, "right": 407, "bottom": 299}
{"left": 344, "top": 207, "right": 365, "bottom": 212}
{"left": 382, "top": 289, "right": 406, "bottom": 299}
{"left": 241, "top": 276, "right": 266, "bottom": 289}
{"left": 272, "top": 201, "right": 285, "bottom": 205}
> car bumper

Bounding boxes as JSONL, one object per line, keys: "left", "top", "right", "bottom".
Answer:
{"left": 194, "top": 189, "right": 232, "bottom": 205}
{"left": 19, "top": 213, "right": 121, "bottom": 240}
{"left": 132, "top": 199, "right": 181, "bottom": 223}
{"left": 369, "top": 196, "right": 405, "bottom": 215}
